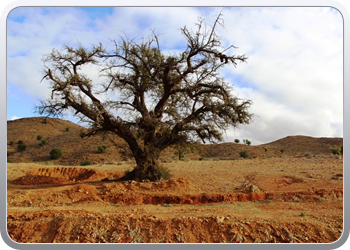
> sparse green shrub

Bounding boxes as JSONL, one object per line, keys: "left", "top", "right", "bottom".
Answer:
{"left": 9, "top": 141, "right": 13, "bottom": 145}
{"left": 329, "top": 146, "right": 342, "bottom": 155}
{"left": 154, "top": 165, "right": 173, "bottom": 180}
{"left": 17, "top": 143, "right": 27, "bottom": 152}
{"left": 280, "top": 149, "right": 285, "bottom": 154}
{"left": 80, "top": 160, "right": 92, "bottom": 166}
{"left": 240, "top": 150, "right": 249, "bottom": 159}
{"left": 199, "top": 157, "right": 205, "bottom": 161}
{"left": 301, "top": 211, "right": 307, "bottom": 217}
{"left": 50, "top": 148, "right": 62, "bottom": 159}
{"left": 264, "top": 147, "right": 269, "bottom": 153}
{"left": 65, "top": 127, "right": 70, "bottom": 132}
{"left": 7, "top": 159, "right": 13, "bottom": 163}
{"left": 234, "top": 139, "right": 240, "bottom": 143}
{"left": 173, "top": 143, "right": 195, "bottom": 160}
{"left": 243, "top": 139, "right": 251, "bottom": 146}
{"left": 17, "top": 140, "right": 23, "bottom": 145}
{"left": 37, "top": 135, "right": 43, "bottom": 140}
{"left": 39, "top": 139, "right": 47, "bottom": 146}
{"left": 43, "top": 118, "right": 47, "bottom": 124}
{"left": 98, "top": 145, "right": 107, "bottom": 153}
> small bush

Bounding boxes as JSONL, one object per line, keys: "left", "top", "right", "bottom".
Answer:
{"left": 17, "top": 143, "right": 27, "bottom": 151}
{"left": 98, "top": 145, "right": 107, "bottom": 154}
{"left": 39, "top": 139, "right": 47, "bottom": 146}
{"left": 280, "top": 149, "right": 285, "bottom": 154}
{"left": 234, "top": 139, "right": 240, "bottom": 143}
{"left": 301, "top": 211, "right": 307, "bottom": 217}
{"left": 199, "top": 157, "right": 205, "bottom": 161}
{"left": 50, "top": 148, "right": 62, "bottom": 159}
{"left": 43, "top": 118, "right": 47, "bottom": 124}
{"left": 7, "top": 159, "right": 13, "bottom": 163}
{"left": 246, "top": 140, "right": 251, "bottom": 146}
{"left": 154, "top": 165, "right": 173, "bottom": 180}
{"left": 264, "top": 147, "right": 269, "bottom": 153}
{"left": 9, "top": 141, "right": 13, "bottom": 145}
{"left": 17, "top": 140, "right": 23, "bottom": 144}
{"left": 65, "top": 127, "right": 70, "bottom": 132}
{"left": 80, "top": 160, "right": 92, "bottom": 166}
{"left": 37, "top": 135, "right": 43, "bottom": 140}
{"left": 240, "top": 150, "right": 249, "bottom": 159}
{"left": 329, "top": 146, "right": 342, "bottom": 155}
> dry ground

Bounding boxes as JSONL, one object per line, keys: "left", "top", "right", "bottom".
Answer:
{"left": 7, "top": 154, "right": 343, "bottom": 243}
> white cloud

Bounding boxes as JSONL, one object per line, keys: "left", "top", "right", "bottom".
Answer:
{"left": 7, "top": 7, "right": 343, "bottom": 144}
{"left": 219, "top": 7, "right": 343, "bottom": 144}
{"left": 10, "top": 116, "right": 21, "bottom": 120}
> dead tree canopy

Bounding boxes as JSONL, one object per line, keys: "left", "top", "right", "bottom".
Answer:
{"left": 37, "top": 14, "right": 253, "bottom": 182}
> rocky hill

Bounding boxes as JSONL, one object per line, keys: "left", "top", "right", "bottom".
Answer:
{"left": 7, "top": 117, "right": 128, "bottom": 165}
{"left": 7, "top": 117, "right": 343, "bottom": 165}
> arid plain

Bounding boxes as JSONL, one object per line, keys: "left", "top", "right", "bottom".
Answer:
{"left": 7, "top": 117, "right": 343, "bottom": 243}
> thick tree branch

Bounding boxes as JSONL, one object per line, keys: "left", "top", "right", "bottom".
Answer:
{"left": 37, "top": 13, "right": 253, "bottom": 182}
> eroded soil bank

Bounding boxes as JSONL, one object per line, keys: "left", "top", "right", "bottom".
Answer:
{"left": 7, "top": 155, "right": 343, "bottom": 243}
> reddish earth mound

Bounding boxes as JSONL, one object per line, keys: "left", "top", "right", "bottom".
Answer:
{"left": 11, "top": 167, "right": 97, "bottom": 185}
{"left": 8, "top": 206, "right": 342, "bottom": 243}
{"left": 11, "top": 167, "right": 109, "bottom": 185}
{"left": 101, "top": 192, "right": 269, "bottom": 205}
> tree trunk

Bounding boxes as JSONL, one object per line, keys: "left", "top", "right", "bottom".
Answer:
{"left": 178, "top": 150, "right": 184, "bottom": 160}
{"left": 118, "top": 155, "right": 162, "bottom": 182}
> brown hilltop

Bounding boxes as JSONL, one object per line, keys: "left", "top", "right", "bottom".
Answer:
{"left": 200, "top": 135, "right": 342, "bottom": 160}
{"left": 7, "top": 117, "right": 343, "bottom": 165}
{"left": 262, "top": 135, "right": 343, "bottom": 155}
{"left": 7, "top": 117, "right": 127, "bottom": 165}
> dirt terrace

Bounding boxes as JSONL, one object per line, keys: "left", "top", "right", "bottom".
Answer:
{"left": 7, "top": 154, "right": 343, "bottom": 243}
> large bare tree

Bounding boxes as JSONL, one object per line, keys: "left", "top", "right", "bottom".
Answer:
{"left": 37, "top": 14, "right": 253, "bottom": 181}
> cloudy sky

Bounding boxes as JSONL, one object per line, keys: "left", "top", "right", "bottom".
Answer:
{"left": 6, "top": 6, "right": 343, "bottom": 145}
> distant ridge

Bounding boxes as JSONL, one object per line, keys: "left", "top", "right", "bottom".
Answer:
{"left": 7, "top": 117, "right": 343, "bottom": 165}
{"left": 262, "top": 135, "right": 343, "bottom": 155}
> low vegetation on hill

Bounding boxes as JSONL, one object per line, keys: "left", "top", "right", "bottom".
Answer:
{"left": 7, "top": 117, "right": 343, "bottom": 166}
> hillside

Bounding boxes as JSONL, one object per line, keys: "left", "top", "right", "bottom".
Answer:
{"left": 7, "top": 117, "right": 343, "bottom": 165}
{"left": 198, "top": 136, "right": 343, "bottom": 160}
{"left": 262, "top": 135, "right": 343, "bottom": 155}
{"left": 7, "top": 117, "right": 128, "bottom": 165}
